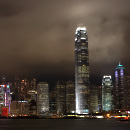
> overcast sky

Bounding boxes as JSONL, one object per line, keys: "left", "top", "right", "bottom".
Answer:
{"left": 0, "top": 0, "right": 130, "bottom": 85}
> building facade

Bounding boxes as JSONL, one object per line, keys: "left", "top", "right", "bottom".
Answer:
{"left": 20, "top": 78, "right": 29, "bottom": 101}
{"left": 90, "top": 85, "right": 99, "bottom": 113}
{"left": 30, "top": 78, "right": 37, "bottom": 91}
{"left": 0, "top": 84, "right": 11, "bottom": 115}
{"left": 102, "top": 75, "right": 114, "bottom": 111}
{"left": 14, "top": 76, "right": 21, "bottom": 101}
{"left": 49, "top": 87, "right": 57, "bottom": 115}
{"left": 115, "top": 63, "right": 125, "bottom": 110}
{"left": 75, "top": 27, "right": 90, "bottom": 114}
{"left": 37, "top": 82, "right": 49, "bottom": 116}
{"left": 56, "top": 81, "right": 66, "bottom": 115}
{"left": 124, "top": 76, "right": 130, "bottom": 109}
{"left": 66, "top": 80, "right": 75, "bottom": 114}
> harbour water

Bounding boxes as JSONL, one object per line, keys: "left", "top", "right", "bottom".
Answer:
{"left": 0, "top": 119, "right": 130, "bottom": 130}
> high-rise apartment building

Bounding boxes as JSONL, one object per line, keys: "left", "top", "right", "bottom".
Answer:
{"left": 75, "top": 27, "right": 90, "bottom": 114}
{"left": 115, "top": 63, "right": 125, "bottom": 110}
{"left": 102, "top": 75, "right": 114, "bottom": 111}
{"left": 37, "top": 82, "right": 49, "bottom": 116}
{"left": 66, "top": 80, "right": 75, "bottom": 114}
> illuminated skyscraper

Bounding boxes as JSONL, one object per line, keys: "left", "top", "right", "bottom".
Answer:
{"left": 75, "top": 27, "right": 90, "bottom": 114}
{"left": 102, "top": 75, "right": 114, "bottom": 111}
{"left": 115, "top": 63, "right": 125, "bottom": 110}
{"left": 37, "top": 82, "right": 49, "bottom": 116}
{"left": 0, "top": 84, "right": 11, "bottom": 115}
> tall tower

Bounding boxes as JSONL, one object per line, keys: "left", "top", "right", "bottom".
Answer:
{"left": 102, "top": 75, "right": 114, "bottom": 111}
{"left": 75, "top": 27, "right": 90, "bottom": 114}
{"left": 56, "top": 81, "right": 66, "bottom": 115}
{"left": 66, "top": 80, "right": 75, "bottom": 114}
{"left": 115, "top": 63, "right": 125, "bottom": 110}
{"left": 37, "top": 82, "right": 49, "bottom": 116}
{"left": 124, "top": 76, "right": 130, "bottom": 109}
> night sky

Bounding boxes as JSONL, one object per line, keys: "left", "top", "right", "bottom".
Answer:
{"left": 0, "top": 0, "right": 130, "bottom": 86}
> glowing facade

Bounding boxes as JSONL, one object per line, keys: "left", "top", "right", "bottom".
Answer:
{"left": 75, "top": 27, "right": 90, "bottom": 114}
{"left": 102, "top": 75, "right": 114, "bottom": 111}
{"left": 37, "top": 82, "right": 49, "bottom": 115}
{"left": 115, "top": 63, "right": 125, "bottom": 109}
{"left": 0, "top": 84, "right": 11, "bottom": 115}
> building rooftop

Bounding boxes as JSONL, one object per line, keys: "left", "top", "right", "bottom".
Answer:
{"left": 115, "top": 62, "right": 125, "bottom": 70}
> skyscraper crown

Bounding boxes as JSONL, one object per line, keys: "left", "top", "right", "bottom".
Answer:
{"left": 115, "top": 62, "right": 125, "bottom": 70}
{"left": 75, "top": 26, "right": 87, "bottom": 34}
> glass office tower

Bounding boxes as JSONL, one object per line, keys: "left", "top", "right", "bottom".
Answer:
{"left": 115, "top": 63, "right": 125, "bottom": 110}
{"left": 37, "top": 82, "right": 49, "bottom": 116}
{"left": 75, "top": 27, "right": 90, "bottom": 114}
{"left": 102, "top": 75, "right": 114, "bottom": 111}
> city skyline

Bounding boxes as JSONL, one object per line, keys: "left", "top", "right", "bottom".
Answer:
{"left": 0, "top": 0, "right": 130, "bottom": 86}
{"left": 0, "top": 1, "right": 130, "bottom": 130}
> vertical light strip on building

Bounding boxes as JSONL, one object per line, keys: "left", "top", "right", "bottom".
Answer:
{"left": 5, "top": 93, "right": 6, "bottom": 106}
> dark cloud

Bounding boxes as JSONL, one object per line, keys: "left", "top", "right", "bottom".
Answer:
{"left": 0, "top": 0, "right": 130, "bottom": 84}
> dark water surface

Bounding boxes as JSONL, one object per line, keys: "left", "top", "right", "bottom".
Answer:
{"left": 0, "top": 119, "right": 130, "bottom": 130}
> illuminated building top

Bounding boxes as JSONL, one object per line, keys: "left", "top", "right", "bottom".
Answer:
{"left": 116, "top": 62, "right": 125, "bottom": 70}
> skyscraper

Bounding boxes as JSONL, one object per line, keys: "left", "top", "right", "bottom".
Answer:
{"left": 75, "top": 27, "right": 90, "bottom": 114}
{"left": 30, "top": 78, "right": 36, "bottom": 91}
{"left": 124, "top": 76, "right": 130, "bottom": 109}
{"left": 115, "top": 63, "right": 125, "bottom": 110}
{"left": 20, "top": 78, "right": 29, "bottom": 101}
{"left": 66, "top": 80, "right": 75, "bottom": 114}
{"left": 0, "top": 84, "right": 11, "bottom": 115}
{"left": 56, "top": 81, "right": 66, "bottom": 115}
{"left": 90, "top": 85, "right": 99, "bottom": 113}
{"left": 102, "top": 75, "right": 114, "bottom": 111}
{"left": 49, "top": 87, "right": 57, "bottom": 115}
{"left": 37, "top": 82, "right": 49, "bottom": 116}
{"left": 14, "top": 76, "right": 21, "bottom": 101}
